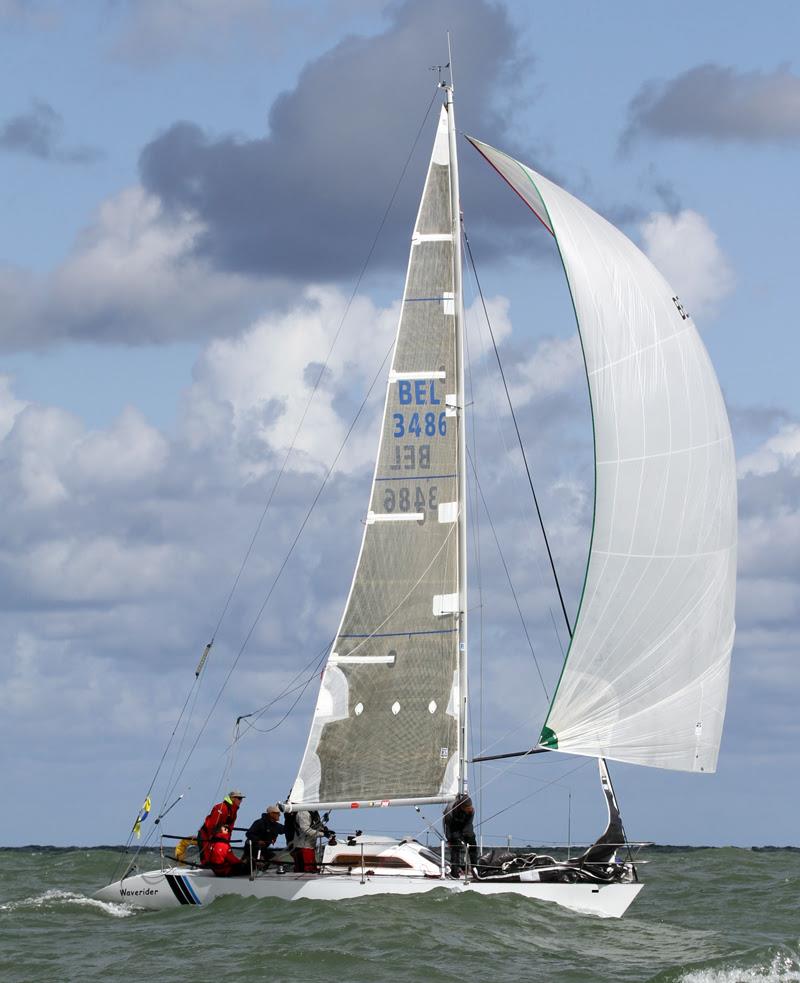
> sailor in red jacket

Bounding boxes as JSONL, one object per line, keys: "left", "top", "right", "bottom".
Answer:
{"left": 197, "top": 790, "right": 245, "bottom": 865}
{"left": 208, "top": 825, "right": 248, "bottom": 877}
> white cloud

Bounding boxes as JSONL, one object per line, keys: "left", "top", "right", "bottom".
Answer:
{"left": 0, "top": 185, "right": 277, "bottom": 351}
{"left": 509, "top": 335, "right": 582, "bottom": 406}
{"left": 18, "top": 536, "right": 181, "bottom": 604}
{"left": 738, "top": 422, "right": 800, "bottom": 477}
{"left": 465, "top": 294, "right": 513, "bottom": 357}
{"left": 736, "top": 419, "right": 800, "bottom": 614}
{"left": 70, "top": 406, "right": 169, "bottom": 488}
{"left": 0, "top": 373, "right": 28, "bottom": 440}
{"left": 183, "top": 286, "right": 398, "bottom": 476}
{"left": 466, "top": 290, "right": 582, "bottom": 420}
{"left": 3, "top": 403, "right": 83, "bottom": 507}
{"left": 640, "top": 209, "right": 734, "bottom": 318}
{"left": 739, "top": 508, "right": 800, "bottom": 583}
{"left": 3, "top": 401, "right": 168, "bottom": 508}
{"left": 50, "top": 186, "right": 269, "bottom": 344}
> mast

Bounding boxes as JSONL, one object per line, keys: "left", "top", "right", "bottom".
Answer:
{"left": 444, "top": 78, "right": 469, "bottom": 796}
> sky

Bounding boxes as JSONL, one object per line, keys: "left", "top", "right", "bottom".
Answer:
{"left": 1, "top": 0, "right": 798, "bottom": 851}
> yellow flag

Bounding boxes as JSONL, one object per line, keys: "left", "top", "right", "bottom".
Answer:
{"left": 133, "top": 797, "right": 152, "bottom": 839}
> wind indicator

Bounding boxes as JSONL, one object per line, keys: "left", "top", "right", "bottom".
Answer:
{"left": 429, "top": 61, "right": 450, "bottom": 88}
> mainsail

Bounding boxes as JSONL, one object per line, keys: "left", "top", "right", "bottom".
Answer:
{"left": 467, "top": 137, "right": 737, "bottom": 774}
{"left": 289, "top": 107, "right": 464, "bottom": 808}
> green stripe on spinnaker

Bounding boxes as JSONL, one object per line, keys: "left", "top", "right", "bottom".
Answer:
{"left": 539, "top": 726, "right": 558, "bottom": 749}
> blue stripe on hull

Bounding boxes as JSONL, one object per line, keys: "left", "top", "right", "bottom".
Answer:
{"left": 165, "top": 873, "right": 200, "bottom": 905}
{"left": 181, "top": 875, "right": 202, "bottom": 905}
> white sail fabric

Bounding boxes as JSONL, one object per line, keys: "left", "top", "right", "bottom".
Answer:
{"left": 290, "top": 108, "right": 461, "bottom": 808}
{"left": 468, "top": 137, "right": 737, "bottom": 773}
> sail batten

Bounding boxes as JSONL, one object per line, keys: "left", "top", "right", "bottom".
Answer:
{"left": 468, "top": 136, "right": 737, "bottom": 775}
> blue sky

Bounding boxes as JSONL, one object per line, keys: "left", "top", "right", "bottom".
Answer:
{"left": 1, "top": 0, "right": 798, "bottom": 849}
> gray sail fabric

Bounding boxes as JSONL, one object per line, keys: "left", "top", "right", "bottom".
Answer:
{"left": 468, "top": 136, "right": 737, "bottom": 774}
{"left": 290, "top": 108, "right": 461, "bottom": 806}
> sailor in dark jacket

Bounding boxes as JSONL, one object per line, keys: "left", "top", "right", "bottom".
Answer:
{"left": 241, "top": 804, "right": 285, "bottom": 867}
{"left": 443, "top": 793, "right": 478, "bottom": 876}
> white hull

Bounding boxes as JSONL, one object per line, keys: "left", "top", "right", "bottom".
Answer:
{"left": 95, "top": 866, "right": 643, "bottom": 918}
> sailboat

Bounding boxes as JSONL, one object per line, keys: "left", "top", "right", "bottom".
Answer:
{"left": 95, "top": 75, "right": 737, "bottom": 918}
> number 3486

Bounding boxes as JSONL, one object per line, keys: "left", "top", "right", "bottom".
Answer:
{"left": 383, "top": 485, "right": 438, "bottom": 514}
{"left": 392, "top": 411, "right": 447, "bottom": 438}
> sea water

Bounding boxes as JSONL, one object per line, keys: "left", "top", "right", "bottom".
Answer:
{"left": 1, "top": 847, "right": 798, "bottom": 982}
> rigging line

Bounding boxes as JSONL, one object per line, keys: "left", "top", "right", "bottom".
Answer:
{"left": 213, "top": 647, "right": 326, "bottom": 800}
{"left": 475, "top": 718, "right": 534, "bottom": 759}
{"left": 218, "top": 720, "right": 238, "bottom": 799}
{"left": 213, "top": 728, "right": 236, "bottom": 806}
{"left": 161, "top": 667, "right": 207, "bottom": 812}
{"left": 327, "top": 521, "right": 458, "bottom": 661}
{"left": 461, "top": 241, "right": 565, "bottom": 654}
{"left": 472, "top": 743, "right": 540, "bottom": 798}
{"left": 462, "top": 220, "right": 574, "bottom": 640}
{"left": 471, "top": 736, "right": 580, "bottom": 805}
{"left": 237, "top": 640, "right": 333, "bottom": 729}
{"left": 463, "top": 279, "right": 485, "bottom": 827}
{"left": 549, "top": 607, "right": 566, "bottom": 658}
{"left": 408, "top": 756, "right": 585, "bottom": 845}
{"left": 136, "top": 89, "right": 443, "bottom": 844}
{"left": 241, "top": 660, "right": 324, "bottom": 736}
{"left": 118, "top": 640, "right": 219, "bottom": 873}
{"left": 466, "top": 448, "right": 549, "bottom": 701}
{"left": 478, "top": 761, "right": 573, "bottom": 789}
{"left": 207, "top": 86, "right": 441, "bottom": 650}
{"left": 110, "top": 676, "right": 204, "bottom": 878}
{"left": 166, "top": 337, "right": 397, "bottom": 794}
{"left": 478, "top": 757, "right": 591, "bottom": 826}
{"left": 113, "top": 90, "right": 439, "bottom": 866}
{"left": 230, "top": 651, "right": 330, "bottom": 746}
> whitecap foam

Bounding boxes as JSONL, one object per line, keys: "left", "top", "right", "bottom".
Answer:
{"left": 680, "top": 950, "right": 800, "bottom": 982}
{"left": 0, "top": 888, "right": 136, "bottom": 918}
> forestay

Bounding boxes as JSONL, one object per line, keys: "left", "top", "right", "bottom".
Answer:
{"left": 290, "top": 108, "right": 461, "bottom": 808}
{"left": 467, "top": 137, "right": 737, "bottom": 773}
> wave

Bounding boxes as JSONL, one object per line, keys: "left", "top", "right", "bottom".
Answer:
{"left": 0, "top": 888, "right": 136, "bottom": 919}
{"left": 679, "top": 948, "right": 800, "bottom": 982}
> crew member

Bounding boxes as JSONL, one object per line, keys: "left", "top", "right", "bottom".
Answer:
{"left": 444, "top": 793, "right": 478, "bottom": 876}
{"left": 207, "top": 825, "right": 249, "bottom": 877}
{"left": 242, "top": 804, "right": 285, "bottom": 867}
{"left": 292, "top": 810, "right": 328, "bottom": 873}
{"left": 197, "top": 790, "right": 245, "bottom": 866}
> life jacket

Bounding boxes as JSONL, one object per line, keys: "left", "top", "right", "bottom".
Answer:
{"left": 208, "top": 836, "right": 243, "bottom": 876}
{"left": 174, "top": 837, "right": 196, "bottom": 864}
{"left": 197, "top": 797, "right": 237, "bottom": 864}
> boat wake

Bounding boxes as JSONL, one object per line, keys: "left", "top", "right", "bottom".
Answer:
{"left": 0, "top": 888, "right": 136, "bottom": 918}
